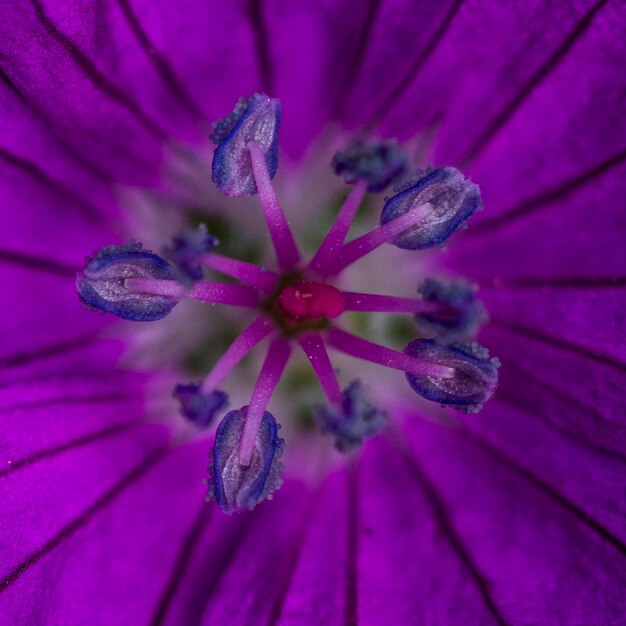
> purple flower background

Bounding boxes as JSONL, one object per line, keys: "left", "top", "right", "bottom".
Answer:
{"left": 1, "top": 1, "right": 625, "bottom": 624}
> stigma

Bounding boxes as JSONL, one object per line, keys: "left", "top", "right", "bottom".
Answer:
{"left": 76, "top": 93, "right": 500, "bottom": 514}
{"left": 279, "top": 280, "right": 345, "bottom": 321}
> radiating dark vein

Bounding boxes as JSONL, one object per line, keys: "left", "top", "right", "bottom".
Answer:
{"left": 498, "top": 360, "right": 611, "bottom": 428}
{"left": 457, "top": 0, "right": 609, "bottom": 167}
{"left": 0, "top": 333, "right": 99, "bottom": 370}
{"left": 2, "top": 390, "right": 134, "bottom": 414}
{"left": 460, "top": 428, "right": 626, "bottom": 557}
{"left": 0, "top": 421, "right": 140, "bottom": 477}
{"left": 490, "top": 317, "right": 626, "bottom": 372}
{"left": 364, "top": 0, "right": 464, "bottom": 131}
{"left": 0, "top": 64, "right": 116, "bottom": 184}
{"left": 30, "top": 0, "right": 168, "bottom": 143}
{"left": 396, "top": 438, "right": 507, "bottom": 626}
{"left": 344, "top": 463, "right": 359, "bottom": 626}
{"left": 190, "top": 514, "right": 257, "bottom": 620}
{"left": 0, "top": 446, "right": 169, "bottom": 593}
{"left": 0, "top": 248, "right": 77, "bottom": 277}
{"left": 0, "top": 146, "right": 104, "bottom": 223}
{"left": 247, "top": 0, "right": 274, "bottom": 94}
{"left": 116, "top": 0, "right": 204, "bottom": 121}
{"left": 475, "top": 276, "right": 626, "bottom": 289}
{"left": 267, "top": 491, "right": 322, "bottom": 626}
{"left": 333, "top": 0, "right": 381, "bottom": 121}
{"left": 468, "top": 147, "right": 626, "bottom": 238}
{"left": 150, "top": 504, "right": 212, "bottom": 626}
{"left": 493, "top": 390, "right": 626, "bottom": 464}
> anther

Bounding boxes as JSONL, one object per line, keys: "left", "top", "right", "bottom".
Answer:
{"left": 314, "top": 379, "right": 387, "bottom": 452}
{"left": 404, "top": 339, "right": 499, "bottom": 413}
{"left": 380, "top": 167, "right": 482, "bottom": 250}
{"left": 76, "top": 243, "right": 179, "bottom": 321}
{"left": 415, "top": 277, "right": 487, "bottom": 341}
{"left": 165, "top": 224, "right": 219, "bottom": 282}
{"left": 332, "top": 139, "right": 408, "bottom": 192}
{"left": 211, "top": 93, "right": 282, "bottom": 197}
{"left": 207, "top": 408, "right": 285, "bottom": 514}
{"left": 173, "top": 384, "right": 228, "bottom": 429}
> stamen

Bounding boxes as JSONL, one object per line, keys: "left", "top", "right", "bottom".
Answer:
{"left": 299, "top": 333, "right": 342, "bottom": 405}
{"left": 404, "top": 339, "right": 499, "bottom": 413}
{"left": 314, "top": 380, "right": 387, "bottom": 452}
{"left": 279, "top": 280, "right": 345, "bottom": 321}
{"left": 326, "top": 327, "right": 455, "bottom": 379}
{"left": 208, "top": 408, "right": 285, "bottom": 513}
{"left": 248, "top": 140, "right": 301, "bottom": 270}
{"left": 124, "top": 278, "right": 260, "bottom": 308}
{"left": 380, "top": 167, "right": 482, "bottom": 250}
{"left": 415, "top": 277, "right": 487, "bottom": 341}
{"left": 342, "top": 291, "right": 440, "bottom": 313}
{"left": 202, "top": 252, "right": 279, "bottom": 292}
{"left": 331, "top": 139, "right": 408, "bottom": 192}
{"left": 239, "top": 338, "right": 291, "bottom": 467}
{"left": 76, "top": 243, "right": 179, "bottom": 321}
{"left": 330, "top": 202, "right": 433, "bottom": 274}
{"left": 200, "top": 316, "right": 275, "bottom": 393}
{"left": 308, "top": 180, "right": 367, "bottom": 277}
{"left": 173, "top": 385, "right": 228, "bottom": 429}
{"left": 211, "top": 93, "right": 282, "bottom": 197}
{"left": 165, "top": 224, "right": 219, "bottom": 282}
{"left": 174, "top": 316, "right": 275, "bottom": 428}
{"left": 299, "top": 335, "right": 386, "bottom": 451}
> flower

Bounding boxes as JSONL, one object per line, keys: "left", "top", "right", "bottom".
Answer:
{"left": 1, "top": 2, "right": 625, "bottom": 625}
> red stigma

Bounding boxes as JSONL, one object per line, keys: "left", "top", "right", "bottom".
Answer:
{"left": 278, "top": 280, "right": 345, "bottom": 321}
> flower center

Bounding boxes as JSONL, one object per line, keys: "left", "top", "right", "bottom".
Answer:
{"left": 278, "top": 280, "right": 344, "bottom": 322}
{"left": 75, "top": 92, "right": 500, "bottom": 514}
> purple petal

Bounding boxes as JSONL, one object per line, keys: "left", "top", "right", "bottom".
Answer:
{"left": 400, "top": 414, "right": 626, "bottom": 623}
{"left": 482, "top": 325, "right": 626, "bottom": 456}
{"left": 480, "top": 286, "right": 625, "bottom": 363}
{"left": 199, "top": 482, "right": 312, "bottom": 624}
{"left": 0, "top": 439, "right": 211, "bottom": 624}
{"left": 0, "top": 423, "right": 168, "bottom": 587}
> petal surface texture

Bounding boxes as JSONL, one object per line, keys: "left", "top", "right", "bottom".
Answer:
{"left": 0, "top": 1, "right": 625, "bottom": 625}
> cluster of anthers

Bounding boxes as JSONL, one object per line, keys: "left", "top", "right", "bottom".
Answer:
{"left": 76, "top": 94, "right": 499, "bottom": 514}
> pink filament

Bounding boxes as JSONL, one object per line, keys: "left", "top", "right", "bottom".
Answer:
{"left": 202, "top": 253, "right": 279, "bottom": 292}
{"left": 201, "top": 316, "right": 275, "bottom": 393}
{"left": 239, "top": 338, "right": 291, "bottom": 466}
{"left": 341, "top": 291, "right": 439, "bottom": 313}
{"left": 125, "top": 278, "right": 259, "bottom": 307}
{"left": 248, "top": 141, "right": 301, "bottom": 271}
{"left": 326, "top": 327, "right": 455, "bottom": 379}
{"left": 330, "top": 202, "right": 432, "bottom": 274}
{"left": 308, "top": 180, "right": 367, "bottom": 277}
{"left": 299, "top": 333, "right": 342, "bottom": 406}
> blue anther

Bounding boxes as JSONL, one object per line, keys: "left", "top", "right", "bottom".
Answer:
{"left": 380, "top": 167, "right": 482, "bottom": 249}
{"left": 166, "top": 224, "right": 219, "bottom": 282}
{"left": 332, "top": 139, "right": 408, "bottom": 192}
{"left": 207, "top": 408, "right": 285, "bottom": 514}
{"left": 76, "top": 243, "right": 178, "bottom": 321}
{"left": 314, "top": 380, "right": 388, "bottom": 452}
{"left": 404, "top": 339, "right": 499, "bottom": 413}
{"left": 211, "top": 93, "right": 282, "bottom": 197}
{"left": 173, "top": 383, "right": 228, "bottom": 429}
{"left": 416, "top": 277, "right": 487, "bottom": 341}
